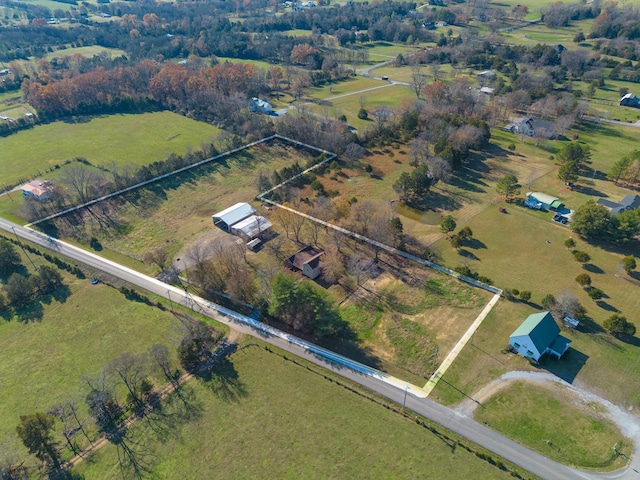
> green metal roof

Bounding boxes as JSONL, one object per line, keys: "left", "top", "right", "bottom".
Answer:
{"left": 549, "top": 335, "right": 571, "bottom": 355}
{"left": 550, "top": 199, "right": 564, "bottom": 209}
{"left": 530, "top": 192, "right": 559, "bottom": 205}
{"left": 510, "top": 312, "right": 560, "bottom": 353}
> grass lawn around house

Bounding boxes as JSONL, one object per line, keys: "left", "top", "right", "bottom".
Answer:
{"left": 474, "top": 381, "right": 628, "bottom": 470}
{"left": 74, "top": 345, "right": 518, "bottom": 480}
{"left": 0, "top": 111, "right": 222, "bottom": 186}
{"left": 0, "top": 248, "right": 183, "bottom": 458}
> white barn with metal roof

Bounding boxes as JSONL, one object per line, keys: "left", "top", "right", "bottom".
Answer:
{"left": 212, "top": 202, "right": 256, "bottom": 232}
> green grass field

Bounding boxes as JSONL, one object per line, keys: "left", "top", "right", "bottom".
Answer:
{"left": 0, "top": 112, "right": 221, "bottom": 186}
{"left": 0, "top": 250, "right": 182, "bottom": 457}
{"left": 74, "top": 346, "right": 517, "bottom": 480}
{"left": 475, "top": 381, "right": 627, "bottom": 469}
{"left": 44, "top": 45, "right": 127, "bottom": 61}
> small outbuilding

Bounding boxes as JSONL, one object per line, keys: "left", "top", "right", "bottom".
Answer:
{"left": 509, "top": 311, "right": 571, "bottom": 362}
{"left": 230, "top": 215, "right": 272, "bottom": 241}
{"left": 286, "top": 245, "right": 324, "bottom": 280}
{"left": 527, "top": 192, "right": 563, "bottom": 211}
{"left": 212, "top": 202, "right": 256, "bottom": 232}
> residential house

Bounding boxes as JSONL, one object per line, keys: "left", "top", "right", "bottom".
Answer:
{"left": 620, "top": 93, "right": 640, "bottom": 109}
{"left": 509, "top": 311, "right": 571, "bottom": 362}
{"left": 505, "top": 117, "right": 555, "bottom": 138}
{"left": 286, "top": 245, "right": 324, "bottom": 280}
{"left": 477, "top": 70, "right": 496, "bottom": 81}
{"left": 21, "top": 180, "right": 55, "bottom": 201}
{"left": 526, "top": 191, "right": 564, "bottom": 211}
{"left": 212, "top": 202, "right": 256, "bottom": 232}
{"left": 249, "top": 97, "right": 273, "bottom": 114}
{"left": 596, "top": 194, "right": 640, "bottom": 215}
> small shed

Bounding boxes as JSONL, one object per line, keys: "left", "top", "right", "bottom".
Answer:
{"left": 509, "top": 311, "right": 571, "bottom": 362}
{"left": 212, "top": 202, "right": 256, "bottom": 232}
{"left": 286, "top": 245, "right": 324, "bottom": 280}
{"left": 230, "top": 215, "right": 272, "bottom": 241}
{"left": 563, "top": 316, "right": 580, "bottom": 329}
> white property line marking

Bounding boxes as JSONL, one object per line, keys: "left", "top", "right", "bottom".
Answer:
{"left": 423, "top": 292, "right": 502, "bottom": 396}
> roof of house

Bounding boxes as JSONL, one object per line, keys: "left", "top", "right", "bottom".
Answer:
{"left": 231, "top": 215, "right": 272, "bottom": 238}
{"left": 21, "top": 181, "right": 54, "bottom": 197}
{"left": 620, "top": 194, "right": 640, "bottom": 210}
{"left": 510, "top": 311, "right": 560, "bottom": 353}
{"left": 596, "top": 198, "right": 621, "bottom": 209}
{"left": 530, "top": 192, "right": 560, "bottom": 205}
{"left": 477, "top": 70, "right": 496, "bottom": 77}
{"left": 549, "top": 335, "right": 571, "bottom": 354}
{"left": 212, "top": 202, "right": 256, "bottom": 226}
{"left": 621, "top": 93, "right": 639, "bottom": 102}
{"left": 288, "top": 245, "right": 324, "bottom": 271}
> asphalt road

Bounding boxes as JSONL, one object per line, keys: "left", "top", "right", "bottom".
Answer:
{"left": 0, "top": 217, "right": 631, "bottom": 480}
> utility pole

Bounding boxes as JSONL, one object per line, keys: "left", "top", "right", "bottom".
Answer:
{"left": 11, "top": 226, "right": 37, "bottom": 269}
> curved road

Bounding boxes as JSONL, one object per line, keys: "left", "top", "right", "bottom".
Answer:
{"left": 0, "top": 217, "right": 633, "bottom": 480}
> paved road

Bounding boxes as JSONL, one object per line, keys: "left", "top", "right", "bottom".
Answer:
{"left": 0, "top": 217, "right": 633, "bottom": 480}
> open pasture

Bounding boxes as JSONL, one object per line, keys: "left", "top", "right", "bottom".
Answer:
{"left": 0, "top": 111, "right": 221, "bottom": 186}
{"left": 74, "top": 345, "right": 517, "bottom": 480}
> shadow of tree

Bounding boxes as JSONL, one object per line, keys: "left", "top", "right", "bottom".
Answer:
{"left": 16, "top": 301, "right": 44, "bottom": 322}
{"left": 583, "top": 263, "right": 604, "bottom": 274}
{"left": 197, "top": 358, "right": 248, "bottom": 403}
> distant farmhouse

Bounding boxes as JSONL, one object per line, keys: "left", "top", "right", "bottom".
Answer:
{"left": 525, "top": 192, "right": 564, "bottom": 211}
{"left": 509, "top": 311, "right": 571, "bottom": 362}
{"left": 505, "top": 117, "right": 555, "bottom": 139}
{"left": 212, "top": 202, "right": 272, "bottom": 243}
{"left": 596, "top": 194, "right": 640, "bottom": 215}
{"left": 286, "top": 245, "right": 324, "bottom": 280}
{"left": 249, "top": 97, "right": 273, "bottom": 114}
{"left": 21, "top": 180, "right": 55, "bottom": 201}
{"left": 620, "top": 93, "right": 640, "bottom": 109}
{"left": 477, "top": 70, "right": 496, "bottom": 81}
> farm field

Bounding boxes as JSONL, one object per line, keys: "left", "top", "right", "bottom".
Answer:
{"left": 0, "top": 111, "right": 221, "bottom": 186}
{"left": 496, "top": 19, "right": 595, "bottom": 47}
{"left": 44, "top": 45, "right": 127, "bottom": 60}
{"left": 474, "top": 381, "right": 627, "bottom": 470}
{"left": 0, "top": 246, "right": 182, "bottom": 458}
{"left": 50, "top": 141, "right": 308, "bottom": 262}
{"left": 309, "top": 75, "right": 386, "bottom": 100}
{"left": 74, "top": 345, "right": 517, "bottom": 480}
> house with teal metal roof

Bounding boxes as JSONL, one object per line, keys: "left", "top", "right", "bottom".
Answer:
{"left": 509, "top": 311, "right": 571, "bottom": 362}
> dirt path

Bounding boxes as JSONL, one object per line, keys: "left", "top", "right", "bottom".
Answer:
{"left": 67, "top": 331, "right": 243, "bottom": 468}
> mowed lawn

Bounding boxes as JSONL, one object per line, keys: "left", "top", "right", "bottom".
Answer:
{"left": 475, "top": 381, "right": 627, "bottom": 470}
{"left": 74, "top": 347, "right": 516, "bottom": 480}
{"left": 0, "top": 275, "right": 181, "bottom": 456}
{"left": 0, "top": 111, "right": 221, "bottom": 185}
{"left": 44, "top": 45, "right": 127, "bottom": 60}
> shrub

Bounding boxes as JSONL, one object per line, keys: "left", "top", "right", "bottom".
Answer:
{"left": 519, "top": 290, "right": 531, "bottom": 302}
{"left": 507, "top": 143, "right": 516, "bottom": 151}
{"left": 603, "top": 314, "right": 636, "bottom": 336}
{"left": 541, "top": 293, "right": 555, "bottom": 309}
{"left": 575, "top": 273, "right": 592, "bottom": 287}
{"left": 564, "top": 238, "right": 576, "bottom": 248}
{"left": 587, "top": 287, "right": 603, "bottom": 300}
{"left": 573, "top": 251, "right": 591, "bottom": 264}
{"left": 357, "top": 108, "right": 368, "bottom": 120}
{"left": 511, "top": 288, "right": 520, "bottom": 296}
{"left": 364, "top": 164, "right": 373, "bottom": 173}
{"left": 622, "top": 256, "right": 636, "bottom": 273}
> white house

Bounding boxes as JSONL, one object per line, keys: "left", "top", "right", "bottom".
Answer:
{"left": 286, "top": 245, "right": 324, "bottom": 280}
{"left": 21, "top": 180, "right": 55, "bottom": 201}
{"left": 505, "top": 117, "right": 555, "bottom": 139}
{"left": 249, "top": 97, "right": 273, "bottom": 114}
{"left": 509, "top": 311, "right": 571, "bottom": 362}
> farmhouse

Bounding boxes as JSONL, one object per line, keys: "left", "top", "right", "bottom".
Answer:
{"left": 505, "top": 117, "right": 555, "bottom": 138}
{"left": 620, "top": 93, "right": 640, "bottom": 108}
{"left": 286, "top": 245, "right": 324, "bottom": 280}
{"left": 509, "top": 311, "right": 571, "bottom": 362}
{"left": 212, "top": 202, "right": 256, "bottom": 232}
{"left": 477, "top": 70, "right": 496, "bottom": 80}
{"left": 249, "top": 97, "right": 273, "bottom": 114}
{"left": 21, "top": 180, "right": 55, "bottom": 201}
{"left": 597, "top": 194, "right": 640, "bottom": 215}
{"left": 526, "top": 192, "right": 563, "bottom": 211}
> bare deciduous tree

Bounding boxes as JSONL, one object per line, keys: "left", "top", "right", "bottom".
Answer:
{"left": 321, "top": 247, "right": 345, "bottom": 284}
{"left": 108, "top": 353, "right": 149, "bottom": 409}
